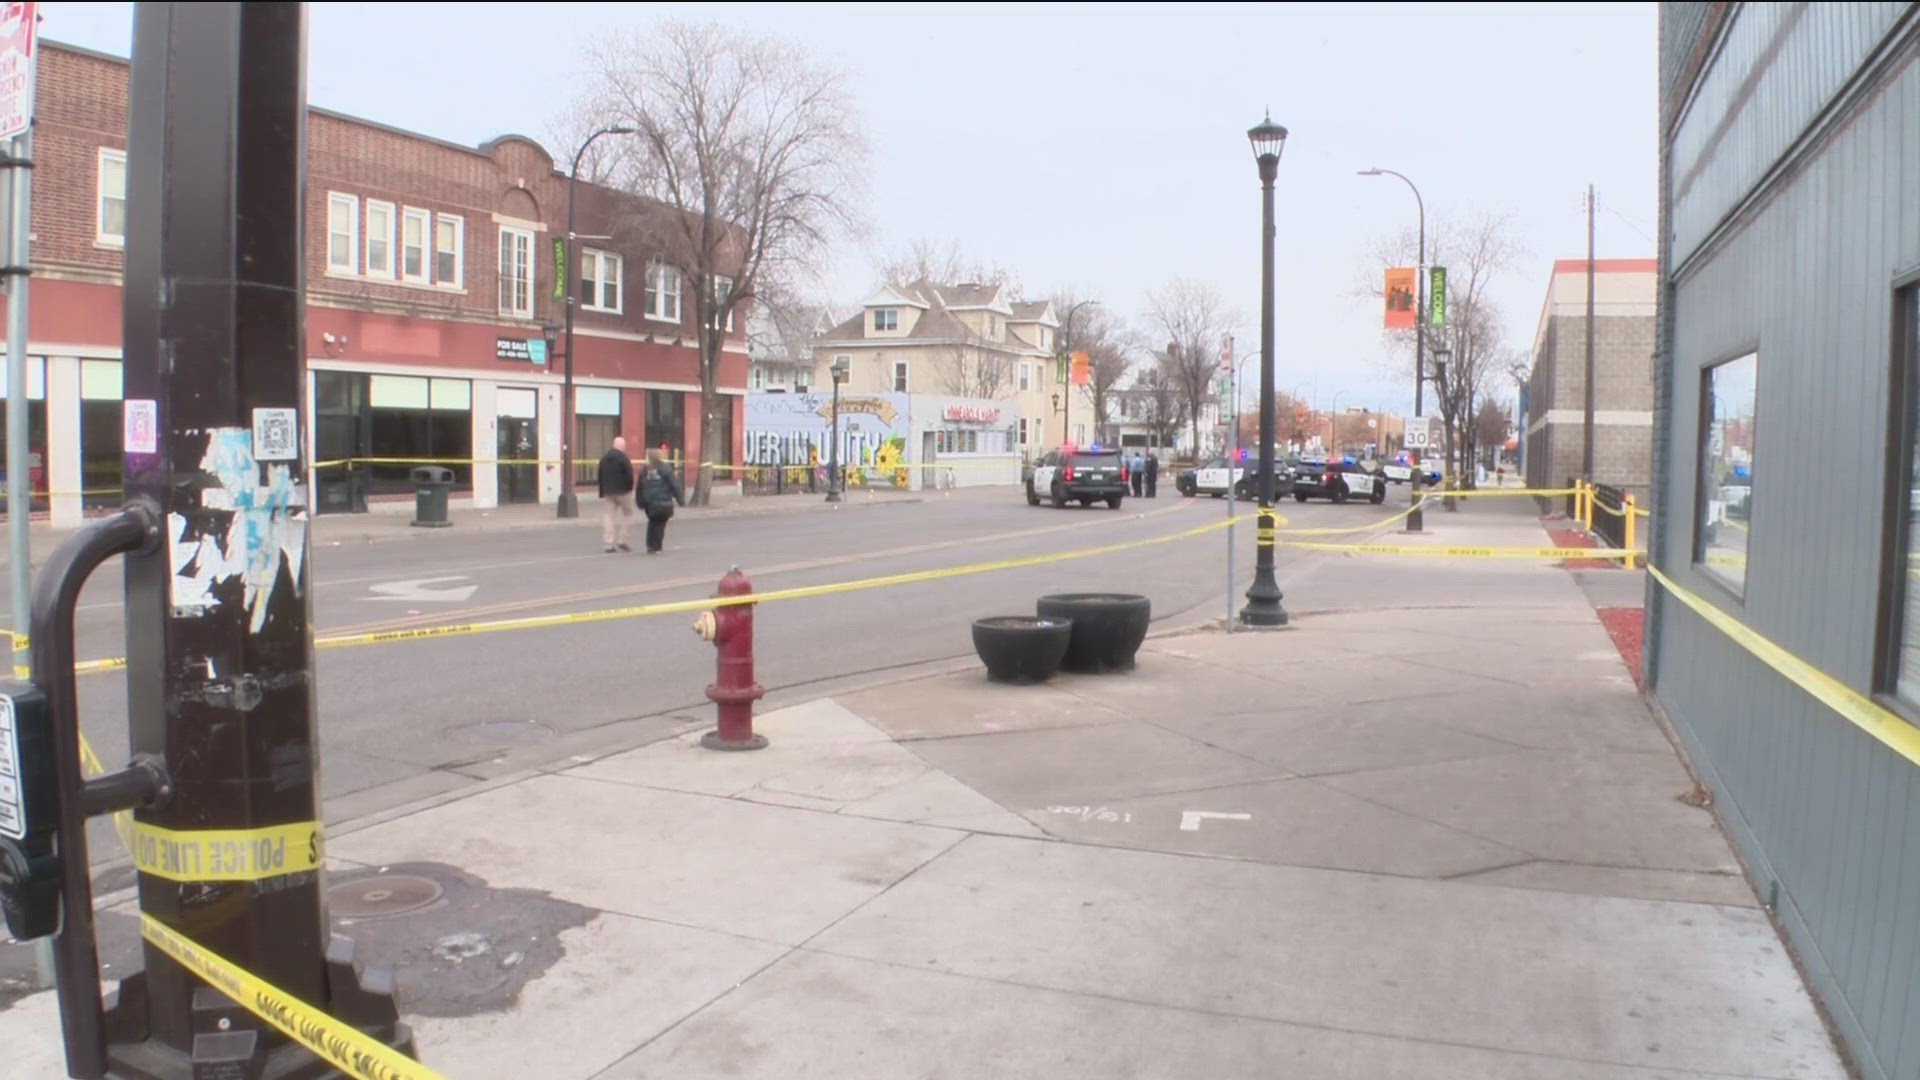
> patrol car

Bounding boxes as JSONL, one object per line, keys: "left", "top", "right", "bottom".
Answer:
{"left": 1177, "top": 453, "right": 1294, "bottom": 500}
{"left": 1026, "top": 446, "right": 1128, "bottom": 509}
{"left": 1291, "top": 458, "right": 1387, "bottom": 504}
{"left": 1382, "top": 460, "right": 1443, "bottom": 486}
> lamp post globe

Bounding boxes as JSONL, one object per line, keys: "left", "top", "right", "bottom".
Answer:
{"left": 1240, "top": 112, "right": 1289, "bottom": 627}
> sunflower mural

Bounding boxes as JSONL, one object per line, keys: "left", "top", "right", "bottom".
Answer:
{"left": 874, "top": 435, "right": 908, "bottom": 488}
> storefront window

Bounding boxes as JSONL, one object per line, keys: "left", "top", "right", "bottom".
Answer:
{"left": 0, "top": 356, "right": 48, "bottom": 515}
{"left": 1696, "top": 352, "right": 1758, "bottom": 596}
{"left": 1886, "top": 286, "right": 1920, "bottom": 712}
{"left": 574, "top": 386, "right": 621, "bottom": 487}
{"left": 80, "top": 359, "right": 124, "bottom": 509}
{"left": 368, "top": 374, "right": 473, "bottom": 496}
{"left": 647, "top": 390, "right": 686, "bottom": 485}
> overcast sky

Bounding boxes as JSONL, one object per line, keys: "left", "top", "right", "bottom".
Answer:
{"left": 43, "top": 1, "right": 1657, "bottom": 415}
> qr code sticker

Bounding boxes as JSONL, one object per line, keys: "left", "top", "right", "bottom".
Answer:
{"left": 252, "top": 407, "right": 299, "bottom": 462}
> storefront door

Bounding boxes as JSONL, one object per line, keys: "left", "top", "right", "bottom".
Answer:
{"left": 496, "top": 387, "right": 539, "bottom": 505}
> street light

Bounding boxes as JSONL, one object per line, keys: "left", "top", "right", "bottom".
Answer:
{"left": 1240, "top": 111, "right": 1289, "bottom": 628}
{"left": 826, "top": 356, "right": 849, "bottom": 502}
{"left": 1057, "top": 299, "right": 1100, "bottom": 447}
{"left": 1359, "top": 166, "right": 1426, "bottom": 532}
{"left": 1432, "top": 342, "right": 1456, "bottom": 510}
{"left": 557, "top": 124, "right": 636, "bottom": 519}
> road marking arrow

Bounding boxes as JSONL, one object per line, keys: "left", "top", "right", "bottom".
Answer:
{"left": 1179, "top": 811, "right": 1252, "bottom": 832}
{"left": 363, "top": 576, "right": 477, "bottom": 603}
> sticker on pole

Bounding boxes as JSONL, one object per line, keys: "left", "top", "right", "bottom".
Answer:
{"left": 251, "top": 407, "right": 299, "bottom": 461}
{"left": 0, "top": 2, "right": 37, "bottom": 143}
{"left": 124, "top": 399, "right": 158, "bottom": 454}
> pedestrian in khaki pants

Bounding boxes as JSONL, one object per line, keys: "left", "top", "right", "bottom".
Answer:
{"left": 598, "top": 437, "right": 636, "bottom": 553}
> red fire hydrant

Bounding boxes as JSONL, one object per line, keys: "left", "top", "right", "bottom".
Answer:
{"left": 692, "top": 566, "right": 767, "bottom": 750}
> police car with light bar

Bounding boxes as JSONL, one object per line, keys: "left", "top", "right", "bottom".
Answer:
{"left": 1176, "top": 449, "right": 1294, "bottom": 500}
{"left": 1291, "top": 457, "right": 1387, "bottom": 504}
{"left": 1026, "top": 445, "right": 1128, "bottom": 509}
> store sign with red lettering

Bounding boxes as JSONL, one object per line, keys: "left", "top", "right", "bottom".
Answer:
{"left": 0, "top": 2, "right": 36, "bottom": 144}
{"left": 943, "top": 404, "right": 1000, "bottom": 424}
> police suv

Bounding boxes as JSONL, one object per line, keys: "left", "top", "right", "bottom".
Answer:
{"left": 1177, "top": 456, "right": 1254, "bottom": 500}
{"left": 1291, "top": 458, "right": 1388, "bottom": 504}
{"left": 1026, "top": 447, "right": 1128, "bottom": 509}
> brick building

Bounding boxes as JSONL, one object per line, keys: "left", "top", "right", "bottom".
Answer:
{"left": 2, "top": 41, "right": 745, "bottom": 524}
{"left": 1522, "top": 258, "right": 1656, "bottom": 498}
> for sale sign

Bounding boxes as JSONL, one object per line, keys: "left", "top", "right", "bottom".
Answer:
{"left": 0, "top": 2, "right": 35, "bottom": 143}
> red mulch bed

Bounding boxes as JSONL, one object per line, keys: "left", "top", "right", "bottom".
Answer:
{"left": 1597, "top": 606, "right": 1646, "bottom": 688}
{"left": 1546, "top": 527, "right": 1618, "bottom": 571}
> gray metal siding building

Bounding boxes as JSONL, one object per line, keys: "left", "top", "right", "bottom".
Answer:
{"left": 1651, "top": 5, "right": 1920, "bottom": 1080}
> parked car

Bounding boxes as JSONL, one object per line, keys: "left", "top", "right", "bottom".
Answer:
{"left": 1291, "top": 458, "right": 1387, "bottom": 504}
{"left": 1027, "top": 447, "right": 1128, "bottom": 509}
{"left": 1382, "top": 460, "right": 1443, "bottom": 485}
{"left": 1178, "top": 453, "right": 1297, "bottom": 500}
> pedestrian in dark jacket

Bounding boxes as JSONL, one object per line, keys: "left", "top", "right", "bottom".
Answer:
{"left": 597, "top": 437, "right": 636, "bottom": 553}
{"left": 1145, "top": 453, "right": 1160, "bottom": 497}
{"left": 637, "top": 445, "right": 686, "bottom": 554}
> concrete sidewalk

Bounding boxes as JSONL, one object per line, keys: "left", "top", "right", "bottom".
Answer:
{"left": 0, "top": 500, "right": 1844, "bottom": 1079}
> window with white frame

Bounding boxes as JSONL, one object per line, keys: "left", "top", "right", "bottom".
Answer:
{"left": 435, "top": 214, "right": 463, "bottom": 288}
{"left": 365, "top": 201, "right": 395, "bottom": 278}
{"left": 1040, "top": 327, "right": 1052, "bottom": 351}
{"left": 893, "top": 360, "right": 910, "bottom": 393}
{"left": 873, "top": 308, "right": 898, "bottom": 332}
{"left": 1018, "top": 362, "right": 1032, "bottom": 392}
{"left": 750, "top": 367, "right": 765, "bottom": 390}
{"left": 711, "top": 276, "right": 735, "bottom": 332}
{"left": 498, "top": 226, "right": 535, "bottom": 319}
{"left": 327, "top": 193, "right": 358, "bottom": 274}
{"left": 581, "top": 249, "right": 622, "bottom": 313}
{"left": 96, "top": 149, "right": 127, "bottom": 246}
{"left": 645, "top": 262, "right": 682, "bottom": 322}
{"left": 400, "top": 208, "right": 430, "bottom": 283}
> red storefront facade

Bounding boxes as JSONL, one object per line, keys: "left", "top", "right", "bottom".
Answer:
{"left": 4, "top": 42, "right": 745, "bottom": 523}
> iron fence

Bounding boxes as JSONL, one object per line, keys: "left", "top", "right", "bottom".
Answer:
{"left": 1591, "top": 481, "right": 1628, "bottom": 548}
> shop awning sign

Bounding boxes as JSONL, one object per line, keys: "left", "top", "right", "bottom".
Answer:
{"left": 0, "top": 3, "right": 37, "bottom": 144}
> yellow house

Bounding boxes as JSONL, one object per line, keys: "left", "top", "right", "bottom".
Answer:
{"left": 812, "top": 282, "right": 1091, "bottom": 459}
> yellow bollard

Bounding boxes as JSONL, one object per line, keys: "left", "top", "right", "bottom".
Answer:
{"left": 1581, "top": 480, "right": 1594, "bottom": 532}
{"left": 1624, "top": 494, "right": 1637, "bottom": 569}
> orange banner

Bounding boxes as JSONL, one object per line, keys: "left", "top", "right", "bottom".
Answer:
{"left": 1384, "top": 267, "right": 1416, "bottom": 330}
{"left": 1069, "top": 351, "right": 1090, "bottom": 386}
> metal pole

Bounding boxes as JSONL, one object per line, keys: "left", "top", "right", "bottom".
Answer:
{"left": 113, "top": 5, "right": 412, "bottom": 1073}
{"left": 557, "top": 158, "right": 581, "bottom": 518}
{"left": 1583, "top": 183, "right": 1597, "bottom": 481}
{"left": 4, "top": 117, "right": 51, "bottom": 988}
{"left": 825, "top": 374, "right": 842, "bottom": 502}
{"left": 1225, "top": 335, "right": 1236, "bottom": 633}
{"left": 1240, "top": 147, "right": 1286, "bottom": 627}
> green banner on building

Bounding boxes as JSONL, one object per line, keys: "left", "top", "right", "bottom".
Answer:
{"left": 1055, "top": 353, "right": 1068, "bottom": 383}
{"left": 1429, "top": 265, "right": 1447, "bottom": 327}
{"left": 553, "top": 238, "right": 567, "bottom": 301}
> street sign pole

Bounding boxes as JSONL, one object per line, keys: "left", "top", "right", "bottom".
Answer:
{"left": 1224, "top": 337, "right": 1236, "bottom": 634}
{"left": 0, "top": 0, "right": 48, "bottom": 991}
{"left": 109, "top": 5, "right": 415, "bottom": 1075}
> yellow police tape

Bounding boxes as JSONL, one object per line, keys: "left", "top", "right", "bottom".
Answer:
{"left": 141, "top": 913, "right": 449, "bottom": 1080}
{"left": 1648, "top": 563, "right": 1920, "bottom": 769}
{"left": 1277, "top": 538, "right": 1643, "bottom": 560}
{"left": 129, "top": 819, "right": 323, "bottom": 883}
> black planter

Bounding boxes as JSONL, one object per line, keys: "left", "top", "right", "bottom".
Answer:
{"left": 1036, "top": 593, "right": 1152, "bottom": 673}
{"left": 971, "top": 616, "right": 1073, "bottom": 684}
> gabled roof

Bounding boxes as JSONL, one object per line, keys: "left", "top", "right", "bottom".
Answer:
{"left": 815, "top": 302, "right": 1049, "bottom": 356}
{"left": 1009, "top": 300, "right": 1059, "bottom": 327}
{"left": 861, "top": 285, "right": 931, "bottom": 310}
{"left": 931, "top": 283, "right": 1015, "bottom": 315}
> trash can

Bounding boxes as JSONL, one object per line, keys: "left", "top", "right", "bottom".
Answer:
{"left": 410, "top": 466, "right": 453, "bottom": 528}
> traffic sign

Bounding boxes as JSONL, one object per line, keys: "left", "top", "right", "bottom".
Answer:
{"left": 1404, "top": 416, "right": 1433, "bottom": 450}
{"left": 0, "top": 3, "right": 37, "bottom": 144}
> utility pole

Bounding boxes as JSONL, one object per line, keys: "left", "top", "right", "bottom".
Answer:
{"left": 110, "top": 4, "right": 412, "bottom": 1074}
{"left": 1583, "top": 184, "right": 1597, "bottom": 481}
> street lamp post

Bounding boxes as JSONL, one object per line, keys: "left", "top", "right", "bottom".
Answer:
{"left": 1057, "top": 299, "right": 1099, "bottom": 447}
{"left": 557, "top": 124, "right": 636, "bottom": 519}
{"left": 1240, "top": 113, "right": 1289, "bottom": 628}
{"left": 1327, "top": 391, "right": 1347, "bottom": 457}
{"left": 826, "top": 356, "right": 849, "bottom": 502}
{"left": 1359, "top": 166, "right": 1426, "bottom": 532}
{"left": 1433, "top": 342, "right": 1457, "bottom": 510}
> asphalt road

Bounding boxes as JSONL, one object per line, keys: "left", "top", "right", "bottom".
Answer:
{"left": 3, "top": 485, "right": 1454, "bottom": 861}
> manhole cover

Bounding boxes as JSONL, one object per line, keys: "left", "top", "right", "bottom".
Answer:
{"left": 327, "top": 875, "right": 444, "bottom": 919}
{"left": 447, "top": 720, "right": 555, "bottom": 745}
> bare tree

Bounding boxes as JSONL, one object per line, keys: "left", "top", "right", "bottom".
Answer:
{"left": 879, "top": 238, "right": 1020, "bottom": 295}
{"left": 1472, "top": 396, "right": 1512, "bottom": 469}
{"left": 1052, "top": 289, "right": 1135, "bottom": 444}
{"left": 579, "top": 22, "right": 867, "bottom": 504}
{"left": 934, "top": 342, "right": 1016, "bottom": 400}
{"left": 1354, "top": 213, "right": 1525, "bottom": 488}
{"left": 1146, "top": 279, "right": 1239, "bottom": 456}
{"left": 1134, "top": 361, "right": 1186, "bottom": 454}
